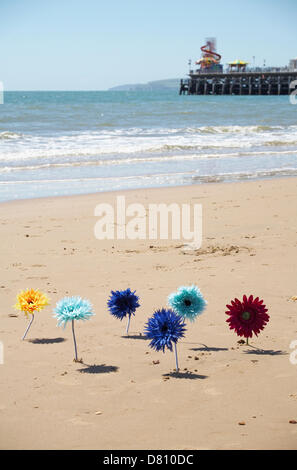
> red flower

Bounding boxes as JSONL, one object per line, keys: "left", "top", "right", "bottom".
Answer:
{"left": 226, "top": 295, "right": 269, "bottom": 339}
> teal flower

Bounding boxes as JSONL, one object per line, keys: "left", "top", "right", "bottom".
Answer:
{"left": 168, "top": 285, "right": 207, "bottom": 322}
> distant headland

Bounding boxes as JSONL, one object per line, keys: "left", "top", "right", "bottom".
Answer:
{"left": 108, "top": 78, "right": 180, "bottom": 91}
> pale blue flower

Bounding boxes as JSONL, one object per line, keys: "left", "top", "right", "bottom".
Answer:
{"left": 54, "top": 296, "right": 94, "bottom": 328}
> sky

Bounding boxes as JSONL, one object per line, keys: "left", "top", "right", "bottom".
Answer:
{"left": 1, "top": 0, "right": 297, "bottom": 90}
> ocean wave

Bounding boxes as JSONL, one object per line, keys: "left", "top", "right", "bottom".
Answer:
{"left": 1, "top": 149, "right": 297, "bottom": 173}
{"left": 262, "top": 140, "right": 297, "bottom": 147}
{"left": 1, "top": 139, "right": 297, "bottom": 163}
{"left": 0, "top": 170, "right": 194, "bottom": 185}
{"left": 0, "top": 131, "right": 23, "bottom": 140}
{"left": 0, "top": 152, "right": 241, "bottom": 172}
{"left": 0, "top": 123, "right": 296, "bottom": 139}
{"left": 190, "top": 167, "right": 297, "bottom": 183}
{"left": 184, "top": 125, "right": 296, "bottom": 134}
{"left": 1, "top": 124, "right": 297, "bottom": 164}
{"left": 1, "top": 166, "right": 296, "bottom": 187}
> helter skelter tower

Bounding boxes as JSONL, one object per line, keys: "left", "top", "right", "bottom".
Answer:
{"left": 195, "top": 37, "right": 222, "bottom": 72}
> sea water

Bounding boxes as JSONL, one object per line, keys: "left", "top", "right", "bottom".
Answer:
{"left": 0, "top": 90, "right": 296, "bottom": 202}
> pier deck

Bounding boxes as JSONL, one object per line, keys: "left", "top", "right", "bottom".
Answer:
{"left": 180, "top": 71, "right": 297, "bottom": 95}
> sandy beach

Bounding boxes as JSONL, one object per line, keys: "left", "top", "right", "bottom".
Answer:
{"left": 0, "top": 177, "right": 297, "bottom": 450}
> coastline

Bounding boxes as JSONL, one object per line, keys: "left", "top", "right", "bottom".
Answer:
{"left": 1, "top": 177, "right": 297, "bottom": 449}
{"left": 2, "top": 172, "right": 297, "bottom": 207}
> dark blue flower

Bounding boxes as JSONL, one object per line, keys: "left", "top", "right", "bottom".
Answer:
{"left": 107, "top": 288, "right": 140, "bottom": 320}
{"left": 144, "top": 308, "right": 186, "bottom": 352}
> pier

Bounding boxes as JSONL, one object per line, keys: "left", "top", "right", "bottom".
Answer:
{"left": 180, "top": 71, "right": 297, "bottom": 95}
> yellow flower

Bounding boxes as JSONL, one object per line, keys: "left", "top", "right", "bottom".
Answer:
{"left": 14, "top": 289, "right": 49, "bottom": 316}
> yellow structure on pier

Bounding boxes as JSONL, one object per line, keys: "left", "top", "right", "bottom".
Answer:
{"left": 228, "top": 60, "right": 248, "bottom": 72}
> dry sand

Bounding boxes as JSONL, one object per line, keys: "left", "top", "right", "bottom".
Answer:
{"left": 0, "top": 177, "right": 297, "bottom": 449}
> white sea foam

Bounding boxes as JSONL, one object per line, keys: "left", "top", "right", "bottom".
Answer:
{"left": 0, "top": 131, "right": 24, "bottom": 140}
{"left": 1, "top": 149, "right": 297, "bottom": 174}
{"left": 1, "top": 166, "right": 296, "bottom": 186}
{"left": 0, "top": 124, "right": 297, "bottom": 164}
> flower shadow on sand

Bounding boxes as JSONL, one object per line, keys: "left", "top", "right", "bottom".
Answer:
{"left": 29, "top": 337, "right": 66, "bottom": 344}
{"left": 78, "top": 363, "right": 119, "bottom": 374}
{"left": 121, "top": 334, "right": 149, "bottom": 340}
{"left": 244, "top": 346, "right": 287, "bottom": 356}
{"left": 163, "top": 371, "right": 208, "bottom": 380}
{"left": 190, "top": 343, "right": 228, "bottom": 352}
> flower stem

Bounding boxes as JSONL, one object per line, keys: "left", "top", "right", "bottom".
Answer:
{"left": 22, "top": 313, "right": 34, "bottom": 340}
{"left": 72, "top": 320, "right": 78, "bottom": 361}
{"left": 246, "top": 337, "right": 249, "bottom": 346}
{"left": 174, "top": 342, "right": 179, "bottom": 372}
{"left": 126, "top": 314, "right": 131, "bottom": 336}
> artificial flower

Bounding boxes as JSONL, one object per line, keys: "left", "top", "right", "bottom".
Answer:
{"left": 108, "top": 288, "right": 140, "bottom": 335}
{"left": 54, "top": 296, "right": 95, "bottom": 362}
{"left": 15, "top": 288, "right": 49, "bottom": 317}
{"left": 168, "top": 285, "right": 207, "bottom": 321}
{"left": 54, "top": 296, "right": 94, "bottom": 328}
{"left": 226, "top": 294, "right": 269, "bottom": 341}
{"left": 107, "top": 288, "right": 140, "bottom": 320}
{"left": 144, "top": 308, "right": 186, "bottom": 352}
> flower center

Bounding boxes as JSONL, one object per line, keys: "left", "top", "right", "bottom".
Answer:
{"left": 27, "top": 299, "right": 34, "bottom": 304}
{"left": 184, "top": 299, "right": 192, "bottom": 307}
{"left": 241, "top": 311, "right": 251, "bottom": 321}
{"left": 161, "top": 323, "right": 168, "bottom": 333}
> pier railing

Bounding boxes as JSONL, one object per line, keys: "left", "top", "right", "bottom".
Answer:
{"left": 180, "top": 71, "right": 297, "bottom": 95}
